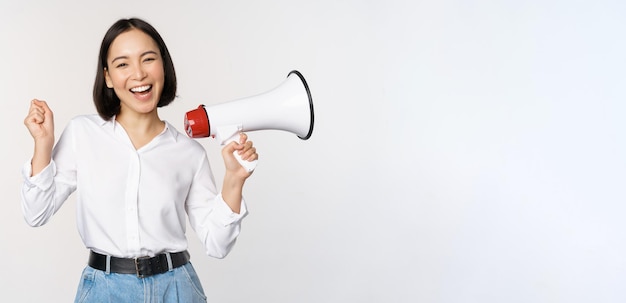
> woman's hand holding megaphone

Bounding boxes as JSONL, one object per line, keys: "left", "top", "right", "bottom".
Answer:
{"left": 220, "top": 132, "right": 257, "bottom": 214}
{"left": 222, "top": 132, "right": 258, "bottom": 177}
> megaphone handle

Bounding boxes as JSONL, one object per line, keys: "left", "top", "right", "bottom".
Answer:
{"left": 224, "top": 136, "right": 258, "bottom": 173}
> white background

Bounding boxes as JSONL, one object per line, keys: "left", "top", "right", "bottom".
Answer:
{"left": 1, "top": 0, "right": 625, "bottom": 302}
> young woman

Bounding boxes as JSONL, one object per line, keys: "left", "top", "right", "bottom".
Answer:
{"left": 21, "top": 18, "right": 257, "bottom": 302}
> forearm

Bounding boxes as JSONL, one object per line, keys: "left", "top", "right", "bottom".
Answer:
{"left": 220, "top": 172, "right": 246, "bottom": 214}
{"left": 30, "top": 140, "right": 53, "bottom": 176}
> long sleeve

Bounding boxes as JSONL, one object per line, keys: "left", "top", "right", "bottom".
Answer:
{"left": 21, "top": 122, "right": 77, "bottom": 227}
{"left": 185, "top": 154, "right": 248, "bottom": 258}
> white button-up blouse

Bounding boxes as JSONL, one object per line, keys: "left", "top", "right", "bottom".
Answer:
{"left": 21, "top": 114, "right": 247, "bottom": 259}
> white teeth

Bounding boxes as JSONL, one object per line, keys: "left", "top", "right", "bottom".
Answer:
{"left": 131, "top": 85, "right": 151, "bottom": 93}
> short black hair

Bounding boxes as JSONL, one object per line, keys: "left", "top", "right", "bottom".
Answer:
{"left": 93, "top": 18, "right": 177, "bottom": 120}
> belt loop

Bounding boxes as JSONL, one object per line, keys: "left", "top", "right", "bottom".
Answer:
{"left": 165, "top": 252, "right": 173, "bottom": 271}
{"left": 105, "top": 255, "right": 111, "bottom": 274}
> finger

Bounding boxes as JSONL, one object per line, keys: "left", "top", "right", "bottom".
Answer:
{"left": 222, "top": 140, "right": 242, "bottom": 157}
{"left": 32, "top": 99, "right": 53, "bottom": 116}
{"left": 29, "top": 106, "right": 44, "bottom": 118}
{"left": 25, "top": 108, "right": 44, "bottom": 123}
{"left": 241, "top": 146, "right": 257, "bottom": 161}
{"left": 31, "top": 113, "right": 44, "bottom": 124}
{"left": 28, "top": 102, "right": 47, "bottom": 120}
{"left": 32, "top": 99, "right": 46, "bottom": 107}
{"left": 37, "top": 100, "right": 51, "bottom": 112}
{"left": 38, "top": 100, "right": 53, "bottom": 118}
{"left": 28, "top": 102, "right": 46, "bottom": 119}
{"left": 31, "top": 99, "right": 45, "bottom": 110}
{"left": 239, "top": 132, "right": 248, "bottom": 144}
{"left": 236, "top": 140, "right": 253, "bottom": 155}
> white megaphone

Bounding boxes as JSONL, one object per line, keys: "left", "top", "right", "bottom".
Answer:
{"left": 184, "top": 70, "right": 314, "bottom": 172}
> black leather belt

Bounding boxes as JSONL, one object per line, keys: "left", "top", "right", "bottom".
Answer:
{"left": 88, "top": 250, "right": 190, "bottom": 278}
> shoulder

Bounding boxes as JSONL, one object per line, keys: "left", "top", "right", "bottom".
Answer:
{"left": 57, "top": 114, "right": 107, "bottom": 136}
{"left": 66, "top": 114, "right": 107, "bottom": 128}
{"left": 164, "top": 121, "right": 206, "bottom": 154}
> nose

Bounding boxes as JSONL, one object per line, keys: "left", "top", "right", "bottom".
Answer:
{"left": 132, "top": 64, "right": 147, "bottom": 80}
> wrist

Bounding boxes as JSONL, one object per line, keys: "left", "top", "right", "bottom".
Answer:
{"left": 223, "top": 172, "right": 246, "bottom": 189}
{"left": 34, "top": 137, "right": 54, "bottom": 152}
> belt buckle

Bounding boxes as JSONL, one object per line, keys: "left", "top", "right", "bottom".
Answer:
{"left": 134, "top": 256, "right": 148, "bottom": 278}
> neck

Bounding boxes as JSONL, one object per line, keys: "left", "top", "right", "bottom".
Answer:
{"left": 116, "top": 110, "right": 162, "bottom": 133}
{"left": 115, "top": 111, "right": 165, "bottom": 149}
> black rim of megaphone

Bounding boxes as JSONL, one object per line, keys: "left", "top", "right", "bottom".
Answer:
{"left": 289, "top": 70, "right": 314, "bottom": 140}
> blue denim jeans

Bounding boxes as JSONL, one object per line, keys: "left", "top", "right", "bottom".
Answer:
{"left": 74, "top": 262, "right": 207, "bottom": 303}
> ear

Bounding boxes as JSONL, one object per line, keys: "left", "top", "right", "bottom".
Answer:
{"left": 104, "top": 68, "right": 113, "bottom": 88}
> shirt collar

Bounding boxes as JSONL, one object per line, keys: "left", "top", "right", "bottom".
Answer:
{"left": 162, "top": 121, "right": 181, "bottom": 142}
{"left": 99, "top": 116, "right": 180, "bottom": 143}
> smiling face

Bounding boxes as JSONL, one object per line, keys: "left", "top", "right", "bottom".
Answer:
{"left": 104, "top": 28, "right": 165, "bottom": 119}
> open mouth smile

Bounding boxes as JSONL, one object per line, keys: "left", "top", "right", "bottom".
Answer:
{"left": 130, "top": 85, "right": 152, "bottom": 94}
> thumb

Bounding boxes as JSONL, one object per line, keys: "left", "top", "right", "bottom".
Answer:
{"left": 221, "top": 139, "right": 243, "bottom": 158}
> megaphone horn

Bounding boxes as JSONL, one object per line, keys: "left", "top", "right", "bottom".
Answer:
{"left": 184, "top": 70, "right": 315, "bottom": 172}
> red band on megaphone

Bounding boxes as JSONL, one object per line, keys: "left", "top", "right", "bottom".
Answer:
{"left": 184, "top": 105, "right": 210, "bottom": 138}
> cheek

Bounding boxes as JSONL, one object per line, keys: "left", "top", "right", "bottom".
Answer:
{"left": 107, "top": 71, "right": 128, "bottom": 89}
{"left": 150, "top": 65, "right": 166, "bottom": 82}
{"left": 110, "top": 78, "right": 125, "bottom": 89}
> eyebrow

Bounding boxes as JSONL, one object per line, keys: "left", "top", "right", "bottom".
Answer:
{"left": 111, "top": 50, "right": 159, "bottom": 64}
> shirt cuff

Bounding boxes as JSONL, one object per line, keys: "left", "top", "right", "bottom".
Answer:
{"left": 213, "top": 193, "right": 248, "bottom": 227}
{"left": 22, "top": 160, "right": 55, "bottom": 191}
